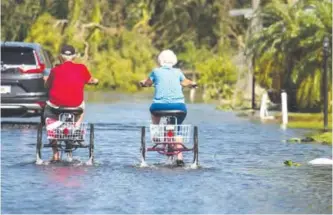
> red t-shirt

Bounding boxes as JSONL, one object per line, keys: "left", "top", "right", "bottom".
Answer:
{"left": 48, "top": 61, "right": 91, "bottom": 107}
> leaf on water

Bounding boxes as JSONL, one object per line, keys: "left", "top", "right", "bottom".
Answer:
{"left": 284, "top": 160, "right": 293, "bottom": 166}
{"left": 286, "top": 138, "right": 301, "bottom": 143}
{"left": 284, "top": 160, "right": 302, "bottom": 166}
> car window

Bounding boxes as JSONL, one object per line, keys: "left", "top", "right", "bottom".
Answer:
{"left": 45, "top": 50, "right": 54, "bottom": 67}
{"left": 41, "top": 49, "right": 52, "bottom": 68}
{"left": 1, "top": 47, "right": 36, "bottom": 65}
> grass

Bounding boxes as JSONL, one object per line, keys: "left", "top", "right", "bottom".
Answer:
{"left": 287, "top": 122, "right": 332, "bottom": 129}
{"left": 274, "top": 112, "right": 332, "bottom": 145}
{"left": 308, "top": 131, "right": 332, "bottom": 145}
{"left": 275, "top": 112, "right": 332, "bottom": 130}
{"left": 216, "top": 104, "right": 233, "bottom": 111}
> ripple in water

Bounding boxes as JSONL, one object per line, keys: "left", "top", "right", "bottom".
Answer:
{"left": 35, "top": 157, "right": 96, "bottom": 167}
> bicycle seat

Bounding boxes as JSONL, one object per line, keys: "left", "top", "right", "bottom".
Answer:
{"left": 50, "top": 106, "right": 84, "bottom": 115}
{"left": 151, "top": 110, "right": 186, "bottom": 117}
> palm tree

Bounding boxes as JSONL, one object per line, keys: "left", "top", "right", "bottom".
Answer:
{"left": 246, "top": 0, "right": 332, "bottom": 111}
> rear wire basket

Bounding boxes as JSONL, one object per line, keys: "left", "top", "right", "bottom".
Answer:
{"left": 47, "top": 122, "right": 87, "bottom": 141}
{"left": 149, "top": 124, "right": 192, "bottom": 144}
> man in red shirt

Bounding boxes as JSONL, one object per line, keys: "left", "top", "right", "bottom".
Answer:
{"left": 44, "top": 45, "right": 98, "bottom": 161}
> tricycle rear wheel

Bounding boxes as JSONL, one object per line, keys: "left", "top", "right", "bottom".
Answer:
{"left": 193, "top": 126, "right": 199, "bottom": 165}
{"left": 89, "top": 124, "right": 94, "bottom": 160}
{"left": 140, "top": 126, "right": 146, "bottom": 161}
{"left": 36, "top": 123, "right": 43, "bottom": 160}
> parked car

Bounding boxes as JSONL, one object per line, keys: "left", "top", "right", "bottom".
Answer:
{"left": 0, "top": 41, "right": 53, "bottom": 120}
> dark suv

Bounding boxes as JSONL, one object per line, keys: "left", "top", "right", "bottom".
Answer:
{"left": 1, "top": 42, "right": 53, "bottom": 118}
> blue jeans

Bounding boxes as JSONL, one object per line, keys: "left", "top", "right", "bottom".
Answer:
{"left": 150, "top": 103, "right": 187, "bottom": 124}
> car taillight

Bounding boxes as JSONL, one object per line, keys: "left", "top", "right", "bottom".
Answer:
{"left": 23, "top": 65, "right": 45, "bottom": 73}
{"left": 36, "top": 101, "right": 46, "bottom": 108}
{"left": 19, "top": 50, "right": 45, "bottom": 74}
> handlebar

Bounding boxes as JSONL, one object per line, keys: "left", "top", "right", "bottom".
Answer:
{"left": 88, "top": 82, "right": 99, "bottom": 86}
{"left": 139, "top": 81, "right": 198, "bottom": 88}
{"left": 87, "top": 78, "right": 99, "bottom": 86}
{"left": 191, "top": 83, "right": 198, "bottom": 89}
{"left": 139, "top": 81, "right": 148, "bottom": 87}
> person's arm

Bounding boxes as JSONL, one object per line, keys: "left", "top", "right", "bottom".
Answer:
{"left": 181, "top": 78, "right": 196, "bottom": 87}
{"left": 140, "top": 77, "right": 153, "bottom": 87}
{"left": 82, "top": 65, "right": 98, "bottom": 85}
{"left": 87, "top": 77, "right": 99, "bottom": 84}
{"left": 179, "top": 70, "right": 197, "bottom": 87}
{"left": 140, "top": 70, "right": 154, "bottom": 87}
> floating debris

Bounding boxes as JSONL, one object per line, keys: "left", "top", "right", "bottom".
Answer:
{"left": 284, "top": 160, "right": 302, "bottom": 166}
{"left": 286, "top": 137, "right": 315, "bottom": 143}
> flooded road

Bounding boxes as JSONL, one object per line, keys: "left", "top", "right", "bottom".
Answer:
{"left": 1, "top": 95, "right": 332, "bottom": 214}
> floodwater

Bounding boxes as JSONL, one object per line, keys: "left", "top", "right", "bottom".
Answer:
{"left": 1, "top": 93, "right": 332, "bottom": 214}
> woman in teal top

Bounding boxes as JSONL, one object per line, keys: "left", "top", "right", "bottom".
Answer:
{"left": 140, "top": 49, "right": 196, "bottom": 125}
{"left": 140, "top": 50, "right": 196, "bottom": 166}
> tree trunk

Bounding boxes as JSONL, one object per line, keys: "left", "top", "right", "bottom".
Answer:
{"left": 190, "top": 65, "right": 196, "bottom": 103}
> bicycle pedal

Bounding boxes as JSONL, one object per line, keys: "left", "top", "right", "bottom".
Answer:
{"left": 77, "top": 143, "right": 87, "bottom": 148}
{"left": 167, "top": 147, "right": 174, "bottom": 152}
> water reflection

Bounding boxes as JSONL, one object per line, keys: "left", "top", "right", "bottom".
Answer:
{"left": 44, "top": 163, "right": 87, "bottom": 188}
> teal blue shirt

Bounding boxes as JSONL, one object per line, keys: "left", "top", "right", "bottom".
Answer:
{"left": 149, "top": 66, "right": 186, "bottom": 103}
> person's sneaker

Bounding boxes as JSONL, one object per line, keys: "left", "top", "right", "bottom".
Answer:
{"left": 50, "top": 158, "right": 61, "bottom": 163}
{"left": 176, "top": 159, "right": 185, "bottom": 167}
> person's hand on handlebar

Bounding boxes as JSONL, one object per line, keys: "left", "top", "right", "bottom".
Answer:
{"left": 88, "top": 77, "right": 99, "bottom": 85}
{"left": 139, "top": 78, "right": 153, "bottom": 87}
{"left": 191, "top": 82, "right": 198, "bottom": 88}
{"left": 181, "top": 78, "right": 198, "bottom": 88}
{"left": 139, "top": 80, "right": 146, "bottom": 87}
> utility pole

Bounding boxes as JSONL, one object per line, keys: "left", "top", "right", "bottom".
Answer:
{"left": 323, "top": 36, "right": 329, "bottom": 131}
{"left": 250, "top": 0, "right": 260, "bottom": 109}
{"left": 251, "top": 0, "right": 261, "bottom": 32}
{"left": 252, "top": 53, "right": 256, "bottom": 109}
{"left": 228, "top": 0, "right": 261, "bottom": 109}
